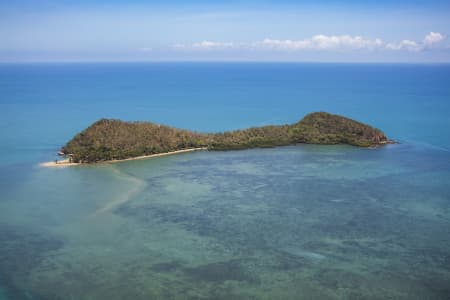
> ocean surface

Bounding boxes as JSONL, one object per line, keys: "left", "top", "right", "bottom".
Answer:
{"left": 0, "top": 63, "right": 449, "bottom": 299}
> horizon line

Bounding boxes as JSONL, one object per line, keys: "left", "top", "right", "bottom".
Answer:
{"left": 1, "top": 59, "right": 450, "bottom": 65}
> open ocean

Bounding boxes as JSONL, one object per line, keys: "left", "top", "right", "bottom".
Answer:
{"left": 1, "top": 63, "right": 450, "bottom": 299}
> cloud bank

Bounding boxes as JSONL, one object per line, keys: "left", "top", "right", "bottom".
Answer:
{"left": 173, "top": 32, "right": 446, "bottom": 52}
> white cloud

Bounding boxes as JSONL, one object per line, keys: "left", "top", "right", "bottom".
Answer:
{"left": 385, "top": 40, "right": 421, "bottom": 52}
{"left": 173, "top": 32, "right": 446, "bottom": 53}
{"left": 423, "top": 32, "right": 445, "bottom": 48}
{"left": 257, "top": 35, "right": 384, "bottom": 51}
{"left": 192, "top": 40, "right": 234, "bottom": 49}
{"left": 385, "top": 32, "right": 446, "bottom": 52}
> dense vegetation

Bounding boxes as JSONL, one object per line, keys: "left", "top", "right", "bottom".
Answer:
{"left": 61, "top": 112, "right": 390, "bottom": 163}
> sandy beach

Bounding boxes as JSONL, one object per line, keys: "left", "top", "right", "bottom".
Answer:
{"left": 40, "top": 159, "right": 80, "bottom": 167}
{"left": 40, "top": 147, "right": 207, "bottom": 167}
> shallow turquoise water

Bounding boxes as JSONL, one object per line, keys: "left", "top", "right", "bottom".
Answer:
{"left": 1, "top": 63, "right": 450, "bottom": 299}
{"left": 1, "top": 145, "right": 450, "bottom": 299}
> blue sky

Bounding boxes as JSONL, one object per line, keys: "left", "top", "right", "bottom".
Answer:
{"left": 1, "top": 0, "right": 449, "bottom": 62}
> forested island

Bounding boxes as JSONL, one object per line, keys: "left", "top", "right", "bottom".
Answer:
{"left": 59, "top": 112, "right": 391, "bottom": 164}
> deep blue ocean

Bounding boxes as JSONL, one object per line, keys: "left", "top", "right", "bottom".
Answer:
{"left": 1, "top": 63, "right": 450, "bottom": 299}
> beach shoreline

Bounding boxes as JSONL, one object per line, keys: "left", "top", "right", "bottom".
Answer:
{"left": 40, "top": 147, "right": 207, "bottom": 168}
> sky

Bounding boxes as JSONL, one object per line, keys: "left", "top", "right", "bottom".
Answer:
{"left": 1, "top": 0, "right": 450, "bottom": 62}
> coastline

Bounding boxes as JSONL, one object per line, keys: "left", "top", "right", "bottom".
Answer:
{"left": 40, "top": 159, "right": 79, "bottom": 167}
{"left": 40, "top": 147, "right": 207, "bottom": 168}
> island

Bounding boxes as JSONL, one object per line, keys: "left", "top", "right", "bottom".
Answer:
{"left": 55, "top": 112, "right": 392, "bottom": 165}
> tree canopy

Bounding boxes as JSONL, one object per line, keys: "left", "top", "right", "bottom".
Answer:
{"left": 61, "top": 112, "right": 389, "bottom": 163}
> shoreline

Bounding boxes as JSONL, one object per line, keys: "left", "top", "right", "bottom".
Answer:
{"left": 39, "top": 140, "right": 396, "bottom": 168}
{"left": 40, "top": 147, "right": 207, "bottom": 168}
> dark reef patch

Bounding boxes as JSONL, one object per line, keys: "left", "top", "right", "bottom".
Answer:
{"left": 0, "top": 225, "right": 63, "bottom": 300}
{"left": 183, "top": 260, "right": 257, "bottom": 283}
{"left": 151, "top": 261, "right": 183, "bottom": 272}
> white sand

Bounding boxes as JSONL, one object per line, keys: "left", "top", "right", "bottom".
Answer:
{"left": 40, "top": 159, "right": 80, "bottom": 167}
{"left": 40, "top": 147, "right": 207, "bottom": 168}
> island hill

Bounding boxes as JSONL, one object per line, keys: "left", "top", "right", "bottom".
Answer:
{"left": 59, "top": 112, "right": 391, "bottom": 164}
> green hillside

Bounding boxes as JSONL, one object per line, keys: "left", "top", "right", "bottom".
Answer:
{"left": 61, "top": 112, "right": 390, "bottom": 163}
